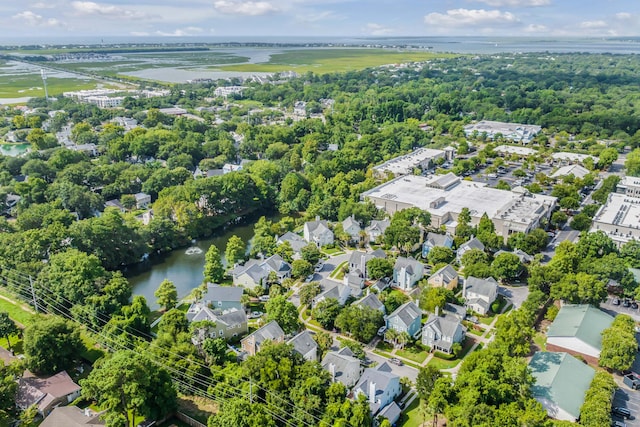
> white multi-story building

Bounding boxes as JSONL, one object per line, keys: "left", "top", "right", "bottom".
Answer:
{"left": 372, "top": 147, "right": 455, "bottom": 178}
{"left": 464, "top": 120, "right": 541, "bottom": 144}
{"left": 590, "top": 176, "right": 640, "bottom": 246}
{"left": 213, "top": 86, "right": 247, "bottom": 98}
{"left": 361, "top": 173, "right": 557, "bottom": 240}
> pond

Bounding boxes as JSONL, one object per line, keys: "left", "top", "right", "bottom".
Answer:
{"left": 127, "top": 212, "right": 281, "bottom": 310}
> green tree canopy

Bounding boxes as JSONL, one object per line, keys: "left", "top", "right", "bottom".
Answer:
{"left": 23, "top": 317, "right": 83, "bottom": 375}
{"left": 155, "top": 279, "right": 178, "bottom": 311}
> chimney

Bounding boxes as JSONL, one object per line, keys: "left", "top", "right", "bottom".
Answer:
{"left": 435, "top": 305, "right": 440, "bottom": 317}
{"left": 315, "top": 215, "right": 320, "bottom": 222}
{"left": 462, "top": 279, "right": 467, "bottom": 299}
{"left": 329, "top": 362, "right": 336, "bottom": 382}
{"left": 369, "top": 382, "right": 377, "bottom": 404}
{"left": 84, "top": 408, "right": 91, "bottom": 417}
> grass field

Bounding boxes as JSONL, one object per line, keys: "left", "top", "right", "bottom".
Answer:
{"left": 0, "top": 74, "right": 106, "bottom": 98}
{"left": 218, "top": 48, "right": 455, "bottom": 74}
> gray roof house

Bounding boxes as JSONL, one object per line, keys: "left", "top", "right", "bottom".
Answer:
{"left": 241, "top": 320, "right": 285, "bottom": 356}
{"left": 463, "top": 276, "right": 498, "bottom": 315}
{"left": 188, "top": 305, "right": 248, "bottom": 344}
{"left": 443, "top": 302, "right": 467, "bottom": 320}
{"left": 365, "top": 219, "right": 390, "bottom": 243}
{"left": 353, "top": 293, "right": 385, "bottom": 313}
{"left": 231, "top": 254, "right": 291, "bottom": 290}
{"left": 393, "top": 257, "right": 424, "bottom": 291}
{"left": 378, "top": 402, "right": 402, "bottom": 426}
{"left": 276, "top": 232, "right": 307, "bottom": 259}
{"left": 322, "top": 347, "right": 363, "bottom": 388}
{"left": 457, "top": 237, "right": 485, "bottom": 262}
{"left": 341, "top": 215, "right": 362, "bottom": 242}
{"left": 40, "top": 406, "right": 104, "bottom": 427}
{"left": 313, "top": 282, "right": 352, "bottom": 307}
{"left": 303, "top": 217, "right": 334, "bottom": 247}
{"left": 422, "top": 313, "right": 466, "bottom": 354}
{"left": 344, "top": 272, "right": 365, "bottom": 297}
{"left": 422, "top": 232, "right": 454, "bottom": 257}
{"left": 133, "top": 192, "right": 151, "bottom": 209}
{"left": 349, "top": 249, "right": 387, "bottom": 279}
{"left": 386, "top": 301, "right": 423, "bottom": 338}
{"left": 201, "top": 284, "right": 244, "bottom": 312}
{"left": 427, "top": 264, "right": 459, "bottom": 290}
{"left": 287, "top": 330, "right": 318, "bottom": 361}
{"left": 494, "top": 248, "right": 534, "bottom": 264}
{"left": 353, "top": 362, "right": 401, "bottom": 415}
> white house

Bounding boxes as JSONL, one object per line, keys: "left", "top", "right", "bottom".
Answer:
{"left": 392, "top": 257, "right": 424, "bottom": 290}
{"left": 422, "top": 313, "right": 466, "bottom": 354}
{"left": 303, "top": 217, "right": 334, "bottom": 247}
{"left": 134, "top": 192, "right": 151, "bottom": 209}
{"left": 457, "top": 237, "right": 485, "bottom": 262}
{"left": 341, "top": 215, "right": 362, "bottom": 244}
{"left": 365, "top": 219, "right": 390, "bottom": 243}
{"left": 463, "top": 276, "right": 498, "bottom": 315}
{"left": 353, "top": 363, "right": 401, "bottom": 415}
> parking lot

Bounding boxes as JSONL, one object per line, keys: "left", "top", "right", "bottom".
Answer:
{"left": 613, "top": 386, "right": 640, "bottom": 426}
{"left": 602, "top": 296, "right": 640, "bottom": 322}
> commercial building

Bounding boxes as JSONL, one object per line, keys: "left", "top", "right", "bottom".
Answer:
{"left": 372, "top": 147, "right": 454, "bottom": 178}
{"left": 551, "top": 152, "right": 599, "bottom": 164}
{"left": 464, "top": 120, "right": 541, "bottom": 143}
{"left": 361, "top": 174, "right": 556, "bottom": 239}
{"left": 590, "top": 176, "right": 640, "bottom": 246}
{"left": 494, "top": 145, "right": 537, "bottom": 157}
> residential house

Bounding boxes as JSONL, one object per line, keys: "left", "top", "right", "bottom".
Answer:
{"left": 223, "top": 163, "right": 242, "bottom": 174}
{"left": 422, "top": 313, "right": 466, "bottom": 354}
{"left": 231, "top": 254, "right": 291, "bottom": 290}
{"left": 287, "top": 330, "right": 318, "bottom": 361}
{"left": 303, "top": 217, "right": 334, "bottom": 247}
{"left": 378, "top": 402, "right": 402, "bottom": 426}
{"left": 393, "top": 257, "right": 424, "bottom": 290}
{"left": 443, "top": 302, "right": 467, "bottom": 320}
{"left": 276, "top": 232, "right": 307, "bottom": 259}
{"left": 104, "top": 199, "right": 125, "bottom": 212}
{"left": 40, "top": 406, "right": 104, "bottom": 427}
{"left": 353, "top": 362, "right": 401, "bottom": 415}
{"left": 322, "top": 347, "right": 363, "bottom": 388}
{"left": 341, "top": 215, "right": 362, "bottom": 244}
{"left": 16, "top": 371, "right": 82, "bottom": 416}
{"left": 427, "top": 264, "right": 459, "bottom": 290}
{"left": 348, "top": 249, "right": 386, "bottom": 279}
{"left": 546, "top": 304, "right": 614, "bottom": 365}
{"left": 201, "top": 284, "right": 244, "bottom": 312}
{"left": 343, "top": 273, "right": 365, "bottom": 297}
{"left": 494, "top": 248, "right": 533, "bottom": 264}
{"left": 463, "top": 276, "right": 498, "bottom": 315}
{"left": 353, "top": 293, "right": 385, "bottom": 313}
{"left": 456, "top": 237, "right": 485, "bottom": 262}
{"left": 187, "top": 304, "right": 248, "bottom": 344}
{"left": 365, "top": 219, "right": 390, "bottom": 244}
{"left": 386, "top": 301, "right": 423, "bottom": 338}
{"left": 528, "top": 352, "right": 595, "bottom": 422}
{"left": 422, "top": 232, "right": 454, "bottom": 258}
{"left": 133, "top": 192, "right": 151, "bottom": 209}
{"left": 241, "top": 321, "right": 285, "bottom": 356}
{"left": 313, "top": 282, "right": 352, "bottom": 307}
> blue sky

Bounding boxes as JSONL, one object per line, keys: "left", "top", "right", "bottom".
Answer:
{"left": 2, "top": 0, "right": 640, "bottom": 39}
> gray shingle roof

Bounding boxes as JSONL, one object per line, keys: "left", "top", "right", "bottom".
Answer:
{"left": 354, "top": 294, "right": 384, "bottom": 312}
{"left": 216, "top": 308, "right": 247, "bottom": 327}
{"left": 248, "top": 321, "right": 285, "bottom": 346}
{"left": 465, "top": 276, "right": 498, "bottom": 298}
{"left": 40, "top": 406, "right": 104, "bottom": 427}
{"left": 425, "top": 232, "right": 453, "bottom": 247}
{"left": 321, "top": 348, "right": 361, "bottom": 386}
{"left": 366, "top": 219, "right": 390, "bottom": 233}
{"left": 287, "top": 330, "right": 317, "bottom": 356}
{"left": 394, "top": 256, "right": 421, "bottom": 274}
{"left": 203, "top": 285, "right": 243, "bottom": 303}
{"left": 354, "top": 364, "right": 399, "bottom": 413}
{"left": 459, "top": 237, "right": 485, "bottom": 252}
{"left": 277, "top": 232, "right": 307, "bottom": 252}
{"left": 388, "top": 301, "right": 422, "bottom": 328}
{"left": 430, "top": 264, "right": 458, "bottom": 282}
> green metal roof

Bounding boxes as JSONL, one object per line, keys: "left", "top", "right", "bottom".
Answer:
{"left": 529, "top": 352, "right": 595, "bottom": 420}
{"left": 547, "top": 304, "right": 613, "bottom": 351}
{"left": 630, "top": 268, "right": 640, "bottom": 284}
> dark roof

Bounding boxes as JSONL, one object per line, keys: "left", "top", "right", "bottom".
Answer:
{"left": 246, "top": 321, "right": 284, "bottom": 346}
{"left": 354, "top": 293, "right": 385, "bottom": 312}
{"left": 40, "top": 406, "right": 104, "bottom": 427}
{"left": 16, "top": 371, "right": 81, "bottom": 412}
{"left": 287, "top": 330, "right": 317, "bottom": 356}
{"left": 465, "top": 276, "right": 498, "bottom": 298}
{"left": 388, "top": 302, "right": 422, "bottom": 328}
{"left": 430, "top": 264, "right": 458, "bottom": 282}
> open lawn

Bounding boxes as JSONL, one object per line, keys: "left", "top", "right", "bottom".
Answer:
{"left": 219, "top": 48, "right": 456, "bottom": 74}
{"left": 0, "top": 292, "right": 36, "bottom": 327}
{"left": 400, "top": 397, "right": 422, "bottom": 427}
{"left": 0, "top": 74, "right": 115, "bottom": 99}
{"left": 396, "top": 346, "right": 429, "bottom": 364}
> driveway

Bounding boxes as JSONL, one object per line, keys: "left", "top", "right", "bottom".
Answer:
{"left": 365, "top": 350, "right": 419, "bottom": 382}
{"left": 498, "top": 285, "right": 529, "bottom": 309}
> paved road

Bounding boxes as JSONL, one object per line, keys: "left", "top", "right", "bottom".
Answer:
{"left": 613, "top": 384, "right": 640, "bottom": 426}
{"left": 498, "top": 285, "right": 529, "bottom": 309}
{"left": 288, "top": 252, "right": 351, "bottom": 308}
{"left": 365, "top": 349, "right": 419, "bottom": 382}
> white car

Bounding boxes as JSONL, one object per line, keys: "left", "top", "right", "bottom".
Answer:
{"left": 377, "top": 326, "right": 387, "bottom": 336}
{"left": 305, "top": 274, "right": 315, "bottom": 283}
{"left": 258, "top": 295, "right": 270, "bottom": 302}
{"left": 249, "top": 311, "right": 263, "bottom": 319}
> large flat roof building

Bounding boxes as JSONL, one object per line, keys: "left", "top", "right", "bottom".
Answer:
{"left": 464, "top": 120, "right": 541, "bottom": 143}
{"left": 494, "top": 145, "right": 537, "bottom": 157}
{"left": 551, "top": 152, "right": 599, "bottom": 164}
{"left": 372, "top": 147, "right": 454, "bottom": 178}
{"left": 590, "top": 175, "right": 640, "bottom": 246}
{"left": 361, "top": 173, "right": 556, "bottom": 239}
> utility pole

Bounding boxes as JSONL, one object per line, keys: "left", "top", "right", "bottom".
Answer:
{"left": 29, "top": 276, "right": 38, "bottom": 313}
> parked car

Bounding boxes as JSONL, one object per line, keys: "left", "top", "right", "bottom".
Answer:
{"left": 632, "top": 301, "right": 639, "bottom": 310}
{"left": 258, "top": 295, "right": 270, "bottom": 302}
{"left": 305, "top": 274, "right": 315, "bottom": 283}
{"left": 623, "top": 299, "right": 631, "bottom": 308}
{"left": 612, "top": 407, "right": 631, "bottom": 419}
{"left": 377, "top": 326, "right": 387, "bottom": 336}
{"left": 487, "top": 173, "right": 497, "bottom": 179}
{"left": 389, "top": 358, "right": 403, "bottom": 366}
{"left": 611, "top": 420, "right": 626, "bottom": 427}
{"left": 249, "top": 311, "right": 263, "bottom": 319}
{"left": 613, "top": 297, "right": 621, "bottom": 305}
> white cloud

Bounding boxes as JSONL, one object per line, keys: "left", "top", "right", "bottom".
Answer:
{"left": 424, "top": 8, "right": 519, "bottom": 28}
{"left": 30, "top": 1, "right": 56, "bottom": 9}
{"left": 363, "top": 23, "right": 393, "bottom": 35}
{"left": 296, "top": 10, "right": 340, "bottom": 23}
{"left": 12, "top": 11, "right": 63, "bottom": 27}
{"left": 579, "top": 20, "right": 607, "bottom": 29}
{"left": 213, "top": 1, "right": 280, "bottom": 16}
{"left": 156, "top": 27, "right": 204, "bottom": 36}
{"left": 130, "top": 31, "right": 150, "bottom": 36}
{"left": 71, "top": 1, "right": 155, "bottom": 20}
{"left": 523, "top": 23, "right": 547, "bottom": 33}
{"left": 615, "top": 12, "right": 632, "bottom": 20}
{"left": 475, "top": 0, "right": 550, "bottom": 6}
